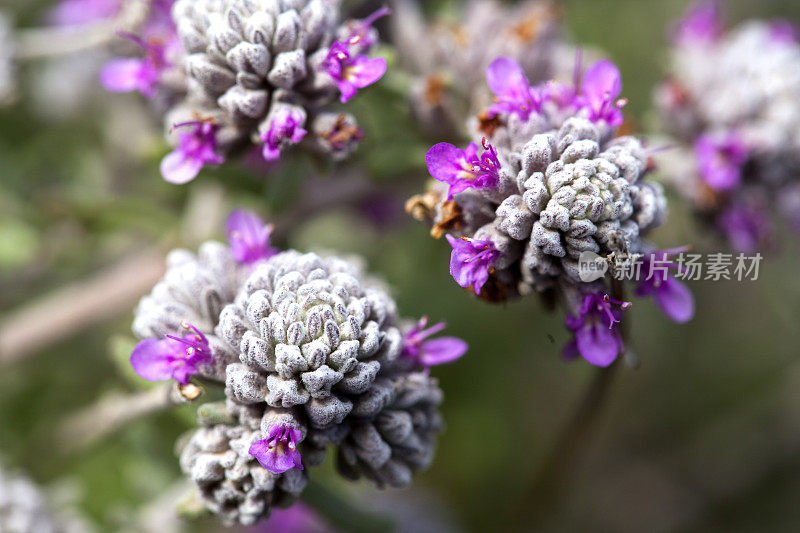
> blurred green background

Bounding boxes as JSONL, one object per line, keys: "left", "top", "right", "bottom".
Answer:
{"left": 2, "top": 0, "right": 800, "bottom": 531}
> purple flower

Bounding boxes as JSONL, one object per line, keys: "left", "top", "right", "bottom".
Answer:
{"left": 673, "top": 1, "right": 722, "bottom": 46}
{"left": 770, "top": 20, "right": 799, "bottom": 44}
{"left": 564, "top": 293, "right": 631, "bottom": 367}
{"left": 260, "top": 109, "right": 307, "bottom": 162}
{"left": 249, "top": 424, "right": 303, "bottom": 474}
{"left": 253, "top": 502, "right": 330, "bottom": 533}
{"left": 426, "top": 139, "right": 502, "bottom": 200}
{"left": 445, "top": 235, "right": 500, "bottom": 295}
{"left": 344, "top": 7, "right": 391, "bottom": 52}
{"left": 130, "top": 322, "right": 213, "bottom": 385}
{"left": 486, "top": 57, "right": 543, "bottom": 120}
{"left": 49, "top": 0, "right": 120, "bottom": 27}
{"left": 635, "top": 250, "right": 695, "bottom": 323}
{"left": 322, "top": 41, "right": 387, "bottom": 103}
{"left": 401, "top": 317, "right": 468, "bottom": 367}
{"left": 695, "top": 132, "right": 748, "bottom": 192}
{"left": 575, "top": 60, "right": 625, "bottom": 127}
{"left": 100, "top": 33, "right": 171, "bottom": 98}
{"left": 718, "top": 205, "right": 771, "bottom": 253}
{"left": 160, "top": 120, "right": 224, "bottom": 184}
{"left": 226, "top": 209, "right": 278, "bottom": 265}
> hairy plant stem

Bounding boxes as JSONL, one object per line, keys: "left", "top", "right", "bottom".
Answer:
{"left": 523, "top": 281, "right": 628, "bottom": 525}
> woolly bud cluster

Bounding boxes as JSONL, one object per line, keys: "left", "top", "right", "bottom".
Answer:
{"left": 129, "top": 211, "right": 463, "bottom": 525}
{"left": 655, "top": 1, "right": 800, "bottom": 251}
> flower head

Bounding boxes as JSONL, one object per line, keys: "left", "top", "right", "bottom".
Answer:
{"left": 695, "top": 132, "right": 748, "bottom": 192}
{"left": 486, "top": 57, "right": 543, "bottom": 120}
{"left": 445, "top": 235, "right": 500, "bottom": 295}
{"left": 564, "top": 293, "right": 630, "bottom": 367}
{"left": 402, "top": 317, "right": 468, "bottom": 367}
{"left": 100, "top": 32, "right": 171, "bottom": 98}
{"left": 673, "top": 0, "right": 722, "bottom": 46}
{"left": 260, "top": 109, "right": 307, "bottom": 162}
{"left": 226, "top": 209, "right": 278, "bottom": 265}
{"left": 635, "top": 250, "right": 695, "bottom": 323}
{"left": 160, "top": 120, "right": 224, "bottom": 184}
{"left": 130, "top": 322, "right": 212, "bottom": 384}
{"left": 575, "top": 60, "right": 625, "bottom": 127}
{"left": 426, "top": 139, "right": 501, "bottom": 200}
{"left": 249, "top": 424, "right": 303, "bottom": 474}
{"left": 322, "top": 40, "right": 387, "bottom": 103}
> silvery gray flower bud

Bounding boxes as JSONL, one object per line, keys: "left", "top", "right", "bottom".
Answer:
{"left": 0, "top": 465, "right": 90, "bottom": 533}
{"left": 178, "top": 402, "right": 308, "bottom": 526}
{"left": 218, "top": 250, "right": 403, "bottom": 430}
{"left": 132, "top": 241, "right": 247, "bottom": 381}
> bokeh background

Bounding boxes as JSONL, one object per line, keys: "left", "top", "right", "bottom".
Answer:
{"left": 2, "top": 0, "right": 800, "bottom": 531}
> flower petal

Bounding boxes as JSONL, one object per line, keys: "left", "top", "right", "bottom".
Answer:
{"left": 419, "top": 337, "right": 468, "bottom": 366}
{"left": 348, "top": 55, "right": 387, "bottom": 88}
{"left": 486, "top": 57, "right": 528, "bottom": 100}
{"left": 99, "top": 58, "right": 146, "bottom": 93}
{"left": 575, "top": 323, "right": 619, "bottom": 367}
{"left": 582, "top": 60, "right": 622, "bottom": 107}
{"left": 130, "top": 338, "right": 174, "bottom": 382}
{"left": 654, "top": 276, "right": 695, "bottom": 323}
{"left": 160, "top": 150, "right": 204, "bottom": 184}
{"left": 426, "top": 143, "right": 464, "bottom": 184}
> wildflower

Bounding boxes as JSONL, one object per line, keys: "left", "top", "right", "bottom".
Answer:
{"left": 249, "top": 424, "right": 303, "bottom": 474}
{"left": 402, "top": 317, "right": 468, "bottom": 367}
{"left": 130, "top": 322, "right": 212, "bottom": 384}
{"left": 225, "top": 209, "right": 278, "bottom": 265}
{"left": 260, "top": 109, "right": 307, "bottom": 162}
{"left": 575, "top": 59, "right": 625, "bottom": 127}
{"left": 718, "top": 205, "right": 771, "bottom": 253}
{"left": 160, "top": 120, "right": 224, "bottom": 184}
{"left": 445, "top": 235, "right": 500, "bottom": 295}
{"left": 322, "top": 41, "right": 387, "bottom": 103}
{"left": 695, "top": 132, "right": 748, "bottom": 192}
{"left": 564, "top": 293, "right": 631, "bottom": 367}
{"left": 673, "top": 0, "right": 722, "bottom": 45}
{"left": 486, "top": 57, "right": 543, "bottom": 120}
{"left": 635, "top": 250, "right": 695, "bottom": 323}
{"left": 100, "top": 33, "right": 171, "bottom": 98}
{"left": 426, "top": 139, "right": 501, "bottom": 200}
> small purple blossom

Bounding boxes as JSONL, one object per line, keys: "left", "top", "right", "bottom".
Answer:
{"left": 718, "top": 204, "right": 771, "bottom": 253}
{"left": 402, "top": 317, "right": 468, "bottom": 367}
{"left": 49, "top": 0, "right": 120, "bottom": 27}
{"left": 695, "top": 132, "right": 748, "bottom": 192}
{"left": 260, "top": 109, "right": 307, "bottom": 162}
{"left": 130, "top": 322, "right": 212, "bottom": 385}
{"left": 564, "top": 293, "right": 631, "bottom": 367}
{"left": 770, "top": 20, "right": 799, "bottom": 44}
{"left": 100, "top": 33, "right": 170, "bottom": 98}
{"left": 160, "top": 120, "right": 224, "bottom": 184}
{"left": 673, "top": 0, "right": 722, "bottom": 46}
{"left": 445, "top": 235, "right": 500, "bottom": 295}
{"left": 575, "top": 60, "right": 625, "bottom": 127}
{"left": 226, "top": 209, "right": 278, "bottom": 265}
{"left": 249, "top": 424, "right": 303, "bottom": 474}
{"left": 426, "top": 139, "right": 502, "bottom": 200}
{"left": 486, "top": 57, "right": 543, "bottom": 120}
{"left": 322, "top": 41, "right": 387, "bottom": 103}
{"left": 635, "top": 250, "right": 695, "bottom": 323}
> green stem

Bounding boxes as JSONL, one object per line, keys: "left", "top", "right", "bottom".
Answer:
{"left": 302, "top": 479, "right": 394, "bottom": 533}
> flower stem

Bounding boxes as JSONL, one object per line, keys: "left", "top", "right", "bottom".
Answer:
{"left": 301, "top": 479, "right": 394, "bottom": 533}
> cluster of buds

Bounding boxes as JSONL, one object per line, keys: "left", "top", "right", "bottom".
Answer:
{"left": 391, "top": 0, "right": 573, "bottom": 138}
{"left": 129, "top": 210, "right": 467, "bottom": 525}
{"left": 102, "top": 0, "right": 390, "bottom": 184}
{"left": 408, "top": 54, "right": 693, "bottom": 366}
{"left": 655, "top": 1, "right": 800, "bottom": 252}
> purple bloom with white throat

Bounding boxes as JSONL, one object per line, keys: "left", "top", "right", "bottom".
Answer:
{"left": 695, "top": 132, "right": 748, "bottom": 192}
{"left": 445, "top": 235, "right": 500, "bottom": 295}
{"left": 575, "top": 60, "right": 626, "bottom": 127}
{"left": 673, "top": 0, "right": 722, "bottom": 46}
{"left": 402, "top": 317, "right": 468, "bottom": 367}
{"left": 130, "top": 322, "right": 212, "bottom": 385}
{"left": 160, "top": 120, "right": 224, "bottom": 184}
{"left": 486, "top": 57, "right": 543, "bottom": 120}
{"left": 426, "top": 138, "right": 501, "bottom": 200}
{"left": 322, "top": 40, "right": 387, "bottom": 103}
{"left": 226, "top": 209, "right": 278, "bottom": 265}
{"left": 635, "top": 249, "right": 695, "bottom": 323}
{"left": 249, "top": 424, "right": 303, "bottom": 474}
{"left": 100, "top": 33, "right": 170, "bottom": 99}
{"left": 564, "top": 293, "right": 631, "bottom": 367}
{"left": 260, "top": 109, "right": 307, "bottom": 162}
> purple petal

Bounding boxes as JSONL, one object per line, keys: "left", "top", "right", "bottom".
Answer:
{"left": 486, "top": 57, "right": 528, "bottom": 100}
{"left": 249, "top": 439, "right": 295, "bottom": 474}
{"left": 130, "top": 338, "right": 174, "bottom": 382}
{"left": 419, "top": 337, "right": 468, "bottom": 366}
{"left": 674, "top": 0, "right": 722, "bottom": 45}
{"left": 337, "top": 80, "right": 358, "bottom": 103}
{"left": 582, "top": 60, "right": 622, "bottom": 107}
{"left": 575, "top": 323, "right": 619, "bottom": 367}
{"left": 348, "top": 55, "right": 387, "bottom": 89}
{"left": 99, "top": 58, "right": 146, "bottom": 93}
{"left": 654, "top": 276, "right": 695, "bottom": 323}
{"left": 160, "top": 151, "right": 203, "bottom": 184}
{"left": 426, "top": 143, "right": 465, "bottom": 184}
